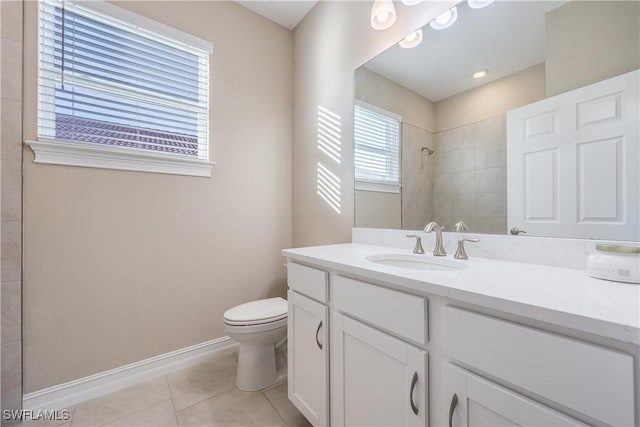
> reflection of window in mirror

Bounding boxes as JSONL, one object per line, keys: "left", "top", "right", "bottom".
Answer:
{"left": 354, "top": 101, "right": 404, "bottom": 229}
{"left": 354, "top": 101, "right": 401, "bottom": 191}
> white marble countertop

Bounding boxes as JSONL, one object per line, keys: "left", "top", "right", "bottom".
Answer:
{"left": 282, "top": 243, "right": 640, "bottom": 346}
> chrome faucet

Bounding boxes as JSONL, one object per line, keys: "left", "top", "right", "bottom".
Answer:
{"left": 454, "top": 220, "right": 468, "bottom": 232}
{"left": 423, "top": 222, "right": 447, "bottom": 256}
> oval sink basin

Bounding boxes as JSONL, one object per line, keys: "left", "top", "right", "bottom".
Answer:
{"left": 366, "top": 254, "right": 467, "bottom": 272}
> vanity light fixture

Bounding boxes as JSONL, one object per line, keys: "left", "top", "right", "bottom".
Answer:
{"left": 370, "top": 0, "right": 397, "bottom": 30}
{"left": 401, "top": 0, "right": 424, "bottom": 6}
{"left": 473, "top": 68, "right": 489, "bottom": 79}
{"left": 429, "top": 7, "right": 458, "bottom": 30}
{"left": 399, "top": 29, "right": 423, "bottom": 48}
{"left": 467, "top": 0, "right": 495, "bottom": 9}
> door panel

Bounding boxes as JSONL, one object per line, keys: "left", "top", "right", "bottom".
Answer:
{"left": 507, "top": 69, "right": 639, "bottom": 240}
{"left": 288, "top": 291, "right": 328, "bottom": 427}
{"left": 332, "top": 313, "right": 427, "bottom": 427}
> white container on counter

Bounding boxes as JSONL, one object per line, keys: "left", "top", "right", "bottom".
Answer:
{"left": 587, "top": 244, "right": 640, "bottom": 284}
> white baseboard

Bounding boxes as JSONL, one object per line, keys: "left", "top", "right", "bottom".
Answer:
{"left": 23, "top": 336, "right": 238, "bottom": 411}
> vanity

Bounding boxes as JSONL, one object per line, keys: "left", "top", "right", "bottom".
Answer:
{"left": 285, "top": 0, "right": 639, "bottom": 425}
{"left": 283, "top": 241, "right": 639, "bottom": 427}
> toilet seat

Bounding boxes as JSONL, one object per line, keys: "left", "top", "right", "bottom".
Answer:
{"left": 223, "top": 297, "right": 287, "bottom": 326}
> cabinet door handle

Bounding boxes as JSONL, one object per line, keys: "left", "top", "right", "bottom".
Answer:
{"left": 409, "top": 372, "right": 419, "bottom": 415}
{"left": 315, "top": 321, "right": 323, "bottom": 350}
{"left": 448, "top": 393, "right": 458, "bottom": 427}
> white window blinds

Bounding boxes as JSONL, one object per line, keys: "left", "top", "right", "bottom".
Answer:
{"left": 38, "top": 0, "right": 211, "bottom": 160}
{"left": 354, "top": 103, "right": 401, "bottom": 188}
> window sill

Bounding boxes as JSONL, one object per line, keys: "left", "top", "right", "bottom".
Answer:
{"left": 355, "top": 180, "right": 401, "bottom": 193}
{"left": 26, "top": 139, "right": 214, "bottom": 177}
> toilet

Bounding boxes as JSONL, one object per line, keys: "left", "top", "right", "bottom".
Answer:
{"left": 223, "top": 297, "right": 288, "bottom": 391}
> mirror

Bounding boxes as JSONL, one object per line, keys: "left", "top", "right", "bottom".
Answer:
{"left": 354, "top": 0, "right": 640, "bottom": 240}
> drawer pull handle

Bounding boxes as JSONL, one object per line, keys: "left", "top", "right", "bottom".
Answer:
{"left": 410, "top": 372, "right": 419, "bottom": 415}
{"left": 315, "top": 321, "right": 323, "bottom": 350}
{"left": 448, "top": 393, "right": 458, "bottom": 427}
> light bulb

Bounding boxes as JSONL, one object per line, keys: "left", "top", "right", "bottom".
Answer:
{"left": 468, "top": 0, "right": 494, "bottom": 9}
{"left": 429, "top": 6, "right": 458, "bottom": 30}
{"left": 370, "top": 0, "right": 397, "bottom": 30}
{"left": 473, "top": 69, "right": 489, "bottom": 79}
{"left": 376, "top": 11, "right": 390, "bottom": 23}
{"left": 399, "top": 29, "right": 423, "bottom": 49}
{"left": 401, "top": 0, "right": 423, "bottom": 5}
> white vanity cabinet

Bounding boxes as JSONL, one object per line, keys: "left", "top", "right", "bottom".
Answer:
{"left": 444, "top": 306, "right": 635, "bottom": 426}
{"left": 284, "top": 248, "right": 638, "bottom": 427}
{"left": 287, "top": 263, "right": 329, "bottom": 427}
{"left": 330, "top": 275, "right": 429, "bottom": 427}
{"left": 445, "top": 365, "right": 584, "bottom": 427}
{"left": 331, "top": 313, "right": 428, "bottom": 427}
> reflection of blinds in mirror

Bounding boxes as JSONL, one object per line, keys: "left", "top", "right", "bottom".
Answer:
{"left": 354, "top": 102, "right": 401, "bottom": 186}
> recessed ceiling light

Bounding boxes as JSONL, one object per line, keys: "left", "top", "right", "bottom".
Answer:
{"left": 468, "top": 0, "right": 495, "bottom": 9}
{"left": 429, "top": 7, "right": 458, "bottom": 30}
{"left": 399, "top": 29, "right": 423, "bottom": 49}
{"left": 473, "top": 69, "right": 489, "bottom": 79}
{"left": 370, "top": 0, "right": 397, "bottom": 30}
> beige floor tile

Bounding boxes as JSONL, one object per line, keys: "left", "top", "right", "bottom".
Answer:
{"left": 102, "top": 401, "right": 177, "bottom": 427}
{"left": 176, "top": 388, "right": 285, "bottom": 427}
{"left": 167, "top": 352, "right": 238, "bottom": 411}
{"left": 71, "top": 377, "right": 171, "bottom": 427}
{"left": 263, "top": 383, "right": 311, "bottom": 427}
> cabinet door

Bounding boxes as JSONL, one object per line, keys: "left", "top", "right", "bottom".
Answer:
{"left": 288, "top": 290, "right": 329, "bottom": 427}
{"left": 445, "top": 365, "right": 586, "bottom": 427}
{"left": 332, "top": 313, "right": 428, "bottom": 427}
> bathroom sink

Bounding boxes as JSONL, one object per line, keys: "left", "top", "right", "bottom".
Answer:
{"left": 366, "top": 254, "right": 467, "bottom": 272}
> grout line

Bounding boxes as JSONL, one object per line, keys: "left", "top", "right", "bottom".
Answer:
{"left": 165, "top": 375, "right": 180, "bottom": 427}
{"left": 262, "top": 389, "right": 288, "bottom": 427}
{"left": 97, "top": 399, "right": 173, "bottom": 427}
{"left": 173, "top": 385, "right": 238, "bottom": 416}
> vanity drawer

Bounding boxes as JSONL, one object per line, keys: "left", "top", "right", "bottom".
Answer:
{"left": 333, "top": 275, "right": 428, "bottom": 345}
{"left": 287, "top": 262, "right": 329, "bottom": 303}
{"left": 443, "top": 306, "right": 635, "bottom": 426}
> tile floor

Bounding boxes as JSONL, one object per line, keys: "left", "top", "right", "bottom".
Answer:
{"left": 20, "top": 351, "right": 311, "bottom": 427}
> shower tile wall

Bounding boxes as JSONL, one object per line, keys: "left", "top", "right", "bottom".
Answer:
{"left": 401, "top": 123, "right": 434, "bottom": 231}
{"left": 433, "top": 116, "right": 507, "bottom": 234}
{"left": 1, "top": 0, "right": 24, "bottom": 421}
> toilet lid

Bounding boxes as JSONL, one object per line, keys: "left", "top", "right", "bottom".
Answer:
{"left": 223, "top": 297, "right": 288, "bottom": 326}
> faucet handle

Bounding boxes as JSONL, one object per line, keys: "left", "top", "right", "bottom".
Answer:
{"left": 406, "top": 235, "right": 425, "bottom": 254}
{"left": 454, "top": 238, "right": 479, "bottom": 260}
{"left": 454, "top": 221, "right": 468, "bottom": 232}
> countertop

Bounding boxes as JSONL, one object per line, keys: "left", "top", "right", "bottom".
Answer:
{"left": 282, "top": 243, "right": 640, "bottom": 346}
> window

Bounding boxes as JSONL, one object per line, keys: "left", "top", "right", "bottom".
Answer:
{"left": 354, "top": 102, "right": 401, "bottom": 192}
{"left": 30, "top": 0, "right": 213, "bottom": 176}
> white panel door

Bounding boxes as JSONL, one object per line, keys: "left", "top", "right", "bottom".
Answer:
{"left": 446, "top": 365, "right": 585, "bottom": 427}
{"left": 288, "top": 291, "right": 329, "bottom": 427}
{"left": 507, "top": 70, "right": 639, "bottom": 240}
{"left": 331, "top": 313, "right": 428, "bottom": 427}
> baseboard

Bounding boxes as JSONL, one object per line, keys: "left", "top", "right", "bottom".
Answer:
{"left": 23, "top": 336, "right": 238, "bottom": 411}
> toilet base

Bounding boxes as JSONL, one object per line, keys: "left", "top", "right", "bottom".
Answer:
{"left": 236, "top": 342, "right": 277, "bottom": 391}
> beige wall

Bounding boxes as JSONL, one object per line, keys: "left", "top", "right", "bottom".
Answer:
{"left": 292, "top": 0, "right": 457, "bottom": 247}
{"left": 354, "top": 191, "right": 401, "bottom": 229}
{"left": 545, "top": 1, "right": 640, "bottom": 97}
{"left": 435, "top": 63, "right": 546, "bottom": 132}
{"left": 22, "top": 1, "right": 292, "bottom": 392}
{"left": 355, "top": 67, "right": 436, "bottom": 132}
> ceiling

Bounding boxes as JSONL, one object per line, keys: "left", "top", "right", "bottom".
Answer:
{"left": 364, "top": 1, "right": 568, "bottom": 102}
{"left": 235, "top": 1, "right": 318, "bottom": 30}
